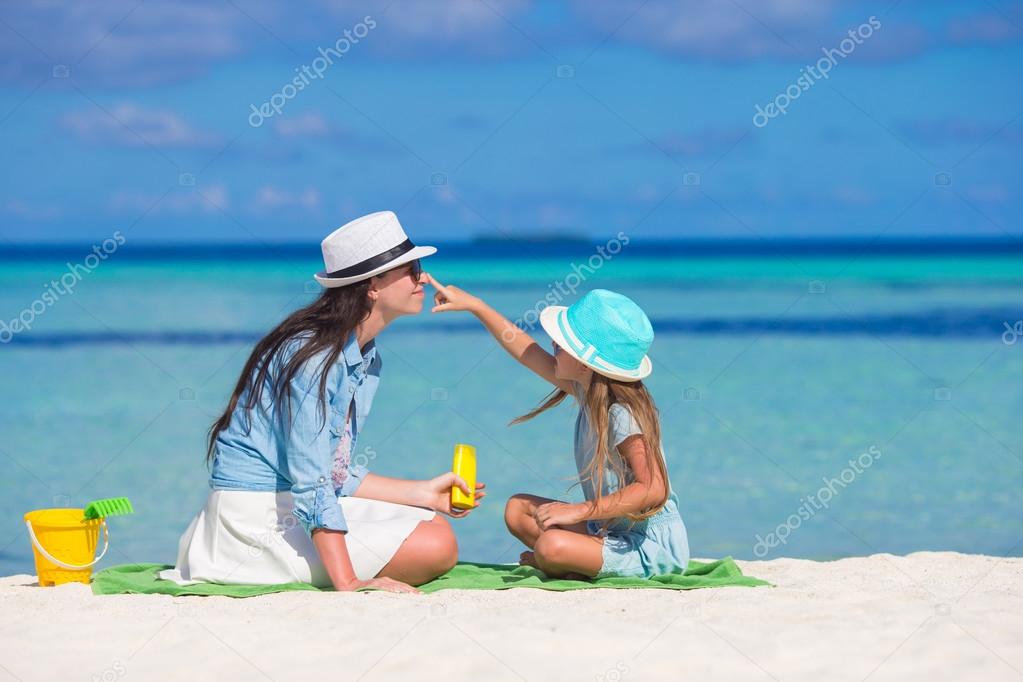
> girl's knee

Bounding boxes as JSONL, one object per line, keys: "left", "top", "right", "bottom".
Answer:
{"left": 504, "top": 494, "right": 532, "bottom": 530}
{"left": 533, "top": 531, "right": 570, "bottom": 566}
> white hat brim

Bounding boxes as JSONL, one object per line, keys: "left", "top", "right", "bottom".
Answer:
{"left": 539, "top": 306, "right": 652, "bottom": 382}
{"left": 314, "top": 245, "right": 437, "bottom": 288}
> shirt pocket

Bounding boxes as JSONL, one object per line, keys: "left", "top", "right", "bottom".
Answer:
{"left": 326, "top": 401, "right": 347, "bottom": 443}
{"left": 328, "top": 381, "right": 353, "bottom": 420}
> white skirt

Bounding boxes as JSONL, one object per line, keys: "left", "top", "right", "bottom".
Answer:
{"left": 157, "top": 490, "right": 436, "bottom": 587}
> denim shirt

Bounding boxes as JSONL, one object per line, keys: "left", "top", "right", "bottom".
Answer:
{"left": 209, "top": 332, "right": 381, "bottom": 537}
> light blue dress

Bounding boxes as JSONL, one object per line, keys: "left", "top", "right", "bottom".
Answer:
{"left": 574, "top": 396, "right": 690, "bottom": 578}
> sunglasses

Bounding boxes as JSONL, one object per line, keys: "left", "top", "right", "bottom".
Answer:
{"left": 551, "top": 339, "right": 562, "bottom": 354}
{"left": 374, "top": 259, "right": 423, "bottom": 286}
{"left": 406, "top": 259, "right": 423, "bottom": 284}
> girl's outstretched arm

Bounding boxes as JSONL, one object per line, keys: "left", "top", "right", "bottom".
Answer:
{"left": 426, "top": 273, "right": 574, "bottom": 393}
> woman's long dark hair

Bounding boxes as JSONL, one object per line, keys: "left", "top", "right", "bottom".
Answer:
{"left": 205, "top": 281, "right": 374, "bottom": 465}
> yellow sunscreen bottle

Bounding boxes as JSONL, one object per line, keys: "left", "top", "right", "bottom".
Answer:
{"left": 450, "top": 443, "right": 477, "bottom": 510}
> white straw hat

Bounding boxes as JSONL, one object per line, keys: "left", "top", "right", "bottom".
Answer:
{"left": 314, "top": 211, "right": 436, "bottom": 287}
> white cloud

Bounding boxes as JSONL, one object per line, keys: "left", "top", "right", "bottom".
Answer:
{"left": 5, "top": 0, "right": 1015, "bottom": 92}
{"left": 643, "top": 129, "right": 749, "bottom": 159}
{"left": 109, "top": 183, "right": 230, "bottom": 214}
{"left": 371, "top": 0, "right": 531, "bottom": 42}
{"left": 901, "top": 118, "right": 1023, "bottom": 145}
{"left": 60, "top": 103, "right": 220, "bottom": 148}
{"left": 0, "top": 0, "right": 247, "bottom": 87}
{"left": 570, "top": 0, "right": 1021, "bottom": 63}
{"left": 966, "top": 185, "right": 1009, "bottom": 203}
{"left": 0, "top": 0, "right": 535, "bottom": 88}
{"left": 831, "top": 185, "right": 875, "bottom": 206}
{"left": 272, "top": 111, "right": 337, "bottom": 139}
{"left": 536, "top": 202, "right": 577, "bottom": 228}
{"left": 947, "top": 11, "right": 1023, "bottom": 44}
{"left": 266, "top": 110, "right": 406, "bottom": 155}
{"left": 197, "top": 184, "right": 230, "bottom": 211}
{"left": 3, "top": 198, "right": 61, "bottom": 220}
{"left": 254, "top": 185, "right": 321, "bottom": 211}
{"left": 572, "top": 0, "right": 841, "bottom": 61}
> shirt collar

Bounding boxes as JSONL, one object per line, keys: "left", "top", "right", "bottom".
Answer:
{"left": 343, "top": 332, "right": 376, "bottom": 367}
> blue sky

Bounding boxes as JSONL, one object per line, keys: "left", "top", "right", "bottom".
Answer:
{"left": 0, "top": 0, "right": 1020, "bottom": 242}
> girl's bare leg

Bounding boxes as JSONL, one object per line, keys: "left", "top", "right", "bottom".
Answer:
{"left": 531, "top": 528, "right": 604, "bottom": 579}
{"left": 504, "top": 493, "right": 602, "bottom": 579}
{"left": 505, "top": 493, "right": 557, "bottom": 548}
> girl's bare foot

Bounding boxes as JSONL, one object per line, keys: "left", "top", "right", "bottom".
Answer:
{"left": 519, "top": 551, "right": 539, "bottom": 569}
{"left": 519, "top": 551, "right": 591, "bottom": 581}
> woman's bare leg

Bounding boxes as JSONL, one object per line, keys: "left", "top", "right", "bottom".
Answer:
{"left": 374, "top": 515, "right": 458, "bottom": 586}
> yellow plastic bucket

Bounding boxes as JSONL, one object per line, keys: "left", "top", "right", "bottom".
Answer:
{"left": 23, "top": 508, "right": 109, "bottom": 586}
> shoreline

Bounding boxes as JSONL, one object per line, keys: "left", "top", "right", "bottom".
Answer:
{"left": 2, "top": 551, "right": 1020, "bottom": 680}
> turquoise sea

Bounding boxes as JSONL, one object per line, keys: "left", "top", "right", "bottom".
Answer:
{"left": 1, "top": 241, "right": 1021, "bottom": 576}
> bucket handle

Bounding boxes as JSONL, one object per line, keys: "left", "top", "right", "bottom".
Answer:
{"left": 25, "top": 518, "right": 110, "bottom": 570}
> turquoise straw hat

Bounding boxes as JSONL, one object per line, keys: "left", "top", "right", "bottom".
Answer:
{"left": 539, "top": 289, "right": 653, "bottom": 381}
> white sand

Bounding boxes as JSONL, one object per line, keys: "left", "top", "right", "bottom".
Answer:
{"left": 1, "top": 551, "right": 1021, "bottom": 681}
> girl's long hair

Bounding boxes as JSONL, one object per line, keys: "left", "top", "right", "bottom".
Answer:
{"left": 204, "top": 281, "right": 373, "bottom": 465}
{"left": 511, "top": 372, "right": 670, "bottom": 530}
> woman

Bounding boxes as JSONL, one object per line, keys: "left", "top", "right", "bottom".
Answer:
{"left": 160, "top": 211, "right": 485, "bottom": 594}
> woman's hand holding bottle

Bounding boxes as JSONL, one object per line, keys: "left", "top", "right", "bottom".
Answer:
{"left": 419, "top": 472, "right": 486, "bottom": 518}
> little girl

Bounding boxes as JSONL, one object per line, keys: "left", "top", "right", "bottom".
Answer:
{"left": 428, "top": 276, "right": 690, "bottom": 579}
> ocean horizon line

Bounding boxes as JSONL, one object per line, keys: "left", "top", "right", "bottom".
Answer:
{"left": 4, "top": 306, "right": 1020, "bottom": 347}
{"left": 2, "top": 235, "right": 1023, "bottom": 261}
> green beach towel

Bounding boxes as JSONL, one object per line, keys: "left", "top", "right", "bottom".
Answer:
{"left": 91, "top": 558, "right": 770, "bottom": 598}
